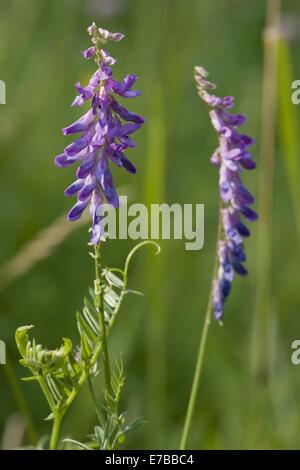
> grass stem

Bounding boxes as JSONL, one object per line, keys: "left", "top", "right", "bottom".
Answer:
{"left": 180, "top": 202, "right": 222, "bottom": 450}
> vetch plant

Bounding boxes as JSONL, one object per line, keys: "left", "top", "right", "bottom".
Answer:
{"left": 180, "top": 66, "right": 257, "bottom": 449}
{"left": 15, "top": 23, "right": 159, "bottom": 451}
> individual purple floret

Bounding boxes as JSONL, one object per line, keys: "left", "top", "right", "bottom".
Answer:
{"left": 194, "top": 66, "right": 257, "bottom": 321}
{"left": 55, "top": 23, "right": 145, "bottom": 244}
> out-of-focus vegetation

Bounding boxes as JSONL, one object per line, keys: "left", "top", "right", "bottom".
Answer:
{"left": 0, "top": 0, "right": 300, "bottom": 450}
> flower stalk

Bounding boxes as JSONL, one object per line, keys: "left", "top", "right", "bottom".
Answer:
{"left": 180, "top": 202, "right": 222, "bottom": 450}
{"left": 94, "top": 242, "right": 112, "bottom": 394}
{"left": 49, "top": 414, "right": 62, "bottom": 451}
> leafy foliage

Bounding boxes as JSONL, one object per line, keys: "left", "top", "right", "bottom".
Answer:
{"left": 65, "top": 359, "right": 146, "bottom": 450}
{"left": 15, "top": 241, "right": 160, "bottom": 449}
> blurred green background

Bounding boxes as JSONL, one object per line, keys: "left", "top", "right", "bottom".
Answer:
{"left": 0, "top": 0, "right": 300, "bottom": 450}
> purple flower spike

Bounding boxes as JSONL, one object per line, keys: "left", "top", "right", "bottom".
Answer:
{"left": 195, "top": 66, "right": 257, "bottom": 321}
{"left": 55, "top": 23, "right": 145, "bottom": 244}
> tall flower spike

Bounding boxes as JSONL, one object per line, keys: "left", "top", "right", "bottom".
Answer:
{"left": 194, "top": 66, "right": 258, "bottom": 321}
{"left": 55, "top": 23, "right": 145, "bottom": 244}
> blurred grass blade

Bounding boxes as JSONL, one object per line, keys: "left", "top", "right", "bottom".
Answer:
{"left": 2, "top": 352, "right": 37, "bottom": 446}
{"left": 248, "top": 0, "right": 281, "bottom": 448}
{"left": 277, "top": 40, "right": 300, "bottom": 233}
{"left": 144, "top": 81, "right": 168, "bottom": 448}
{"left": 268, "top": 309, "right": 298, "bottom": 446}
{"left": 0, "top": 213, "right": 88, "bottom": 293}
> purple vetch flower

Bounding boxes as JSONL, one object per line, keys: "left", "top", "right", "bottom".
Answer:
{"left": 81, "top": 46, "right": 97, "bottom": 59}
{"left": 195, "top": 66, "right": 258, "bottom": 321}
{"left": 55, "top": 23, "right": 145, "bottom": 244}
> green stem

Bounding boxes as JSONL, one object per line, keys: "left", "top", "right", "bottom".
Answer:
{"left": 180, "top": 202, "right": 222, "bottom": 450}
{"left": 61, "top": 264, "right": 130, "bottom": 413}
{"left": 49, "top": 415, "right": 62, "bottom": 450}
{"left": 37, "top": 377, "right": 62, "bottom": 450}
{"left": 38, "top": 376, "right": 56, "bottom": 414}
{"left": 94, "top": 243, "right": 112, "bottom": 394}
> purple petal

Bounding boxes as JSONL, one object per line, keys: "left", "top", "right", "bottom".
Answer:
{"left": 119, "top": 135, "right": 136, "bottom": 148}
{"left": 65, "top": 135, "right": 88, "bottom": 156}
{"left": 90, "top": 185, "right": 103, "bottom": 225}
{"left": 98, "top": 29, "right": 125, "bottom": 42}
{"left": 236, "top": 221, "right": 250, "bottom": 237}
{"left": 68, "top": 199, "right": 90, "bottom": 221}
{"left": 55, "top": 152, "right": 84, "bottom": 168}
{"left": 233, "top": 262, "right": 248, "bottom": 277}
{"left": 221, "top": 147, "right": 241, "bottom": 160}
{"left": 235, "top": 185, "right": 255, "bottom": 205}
{"left": 65, "top": 124, "right": 96, "bottom": 156}
{"left": 209, "top": 109, "right": 231, "bottom": 137}
{"left": 95, "top": 156, "right": 119, "bottom": 207}
{"left": 76, "top": 149, "right": 97, "bottom": 179}
{"left": 62, "top": 109, "right": 95, "bottom": 136}
{"left": 65, "top": 179, "right": 85, "bottom": 196}
{"left": 195, "top": 74, "right": 216, "bottom": 90}
{"left": 221, "top": 263, "right": 234, "bottom": 282}
{"left": 210, "top": 150, "right": 221, "bottom": 167}
{"left": 110, "top": 98, "right": 145, "bottom": 123}
{"left": 240, "top": 154, "right": 256, "bottom": 169}
{"left": 112, "top": 75, "right": 141, "bottom": 98}
{"left": 81, "top": 46, "right": 97, "bottom": 59}
{"left": 227, "top": 228, "right": 243, "bottom": 245}
{"left": 71, "top": 83, "right": 94, "bottom": 107}
{"left": 100, "top": 49, "right": 116, "bottom": 66}
{"left": 229, "top": 243, "right": 247, "bottom": 263}
{"left": 91, "top": 122, "right": 106, "bottom": 148}
{"left": 71, "top": 71, "right": 101, "bottom": 107}
{"left": 222, "top": 280, "right": 231, "bottom": 298}
{"left": 120, "top": 154, "right": 136, "bottom": 173}
{"left": 98, "top": 62, "right": 112, "bottom": 80}
{"left": 240, "top": 206, "right": 258, "bottom": 221}
{"left": 119, "top": 123, "right": 141, "bottom": 136}
{"left": 108, "top": 32, "right": 124, "bottom": 42}
{"left": 87, "top": 23, "right": 96, "bottom": 36}
{"left": 221, "top": 110, "right": 246, "bottom": 127}
{"left": 78, "top": 176, "right": 97, "bottom": 201}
